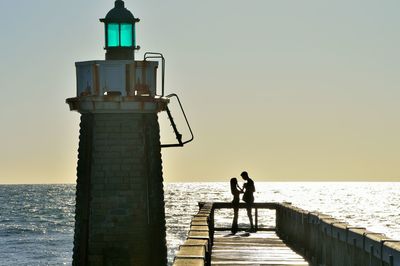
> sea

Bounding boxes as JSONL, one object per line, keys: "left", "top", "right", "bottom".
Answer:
{"left": 0, "top": 182, "right": 399, "bottom": 265}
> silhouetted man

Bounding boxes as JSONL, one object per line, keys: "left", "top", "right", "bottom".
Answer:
{"left": 241, "top": 171, "right": 255, "bottom": 232}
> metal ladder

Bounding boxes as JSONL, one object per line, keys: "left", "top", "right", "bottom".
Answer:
{"left": 144, "top": 52, "right": 194, "bottom": 148}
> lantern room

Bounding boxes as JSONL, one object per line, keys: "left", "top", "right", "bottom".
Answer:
{"left": 100, "top": 0, "right": 140, "bottom": 60}
{"left": 67, "top": 0, "right": 193, "bottom": 146}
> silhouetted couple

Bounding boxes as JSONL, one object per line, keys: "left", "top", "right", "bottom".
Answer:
{"left": 230, "top": 171, "right": 255, "bottom": 234}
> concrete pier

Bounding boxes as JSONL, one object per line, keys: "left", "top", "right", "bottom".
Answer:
{"left": 173, "top": 202, "right": 400, "bottom": 266}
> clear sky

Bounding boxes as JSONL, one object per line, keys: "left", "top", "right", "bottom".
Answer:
{"left": 0, "top": 0, "right": 399, "bottom": 184}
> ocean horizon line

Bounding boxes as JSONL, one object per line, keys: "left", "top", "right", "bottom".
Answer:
{"left": 0, "top": 180, "right": 399, "bottom": 185}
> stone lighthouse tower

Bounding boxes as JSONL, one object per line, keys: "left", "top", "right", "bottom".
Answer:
{"left": 66, "top": 1, "right": 177, "bottom": 265}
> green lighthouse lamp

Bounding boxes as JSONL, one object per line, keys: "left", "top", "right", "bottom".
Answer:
{"left": 100, "top": 0, "right": 140, "bottom": 60}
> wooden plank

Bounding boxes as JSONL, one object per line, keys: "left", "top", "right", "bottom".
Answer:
{"left": 211, "top": 231, "right": 309, "bottom": 266}
{"left": 192, "top": 216, "right": 208, "bottom": 222}
{"left": 189, "top": 230, "right": 210, "bottom": 240}
{"left": 195, "top": 213, "right": 211, "bottom": 217}
{"left": 190, "top": 226, "right": 209, "bottom": 231}
{"left": 177, "top": 246, "right": 206, "bottom": 258}
{"left": 183, "top": 239, "right": 209, "bottom": 252}
{"left": 173, "top": 258, "right": 205, "bottom": 266}
{"left": 191, "top": 221, "right": 208, "bottom": 226}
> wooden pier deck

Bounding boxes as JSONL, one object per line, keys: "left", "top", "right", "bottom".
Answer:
{"left": 211, "top": 231, "right": 309, "bottom": 266}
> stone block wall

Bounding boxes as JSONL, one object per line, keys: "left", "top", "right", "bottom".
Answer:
{"left": 73, "top": 113, "right": 167, "bottom": 266}
{"left": 276, "top": 203, "right": 400, "bottom": 266}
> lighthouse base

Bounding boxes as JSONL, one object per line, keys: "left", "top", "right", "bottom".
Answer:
{"left": 73, "top": 113, "right": 167, "bottom": 266}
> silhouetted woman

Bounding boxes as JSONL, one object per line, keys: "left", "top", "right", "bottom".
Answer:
{"left": 230, "top": 177, "right": 243, "bottom": 234}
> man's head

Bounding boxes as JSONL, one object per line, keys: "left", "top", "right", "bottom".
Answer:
{"left": 240, "top": 171, "right": 249, "bottom": 181}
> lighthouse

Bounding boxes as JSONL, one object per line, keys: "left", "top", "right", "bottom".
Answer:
{"left": 66, "top": 1, "right": 185, "bottom": 265}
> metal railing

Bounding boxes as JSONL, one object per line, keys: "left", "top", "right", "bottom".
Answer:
{"left": 210, "top": 202, "right": 277, "bottom": 232}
